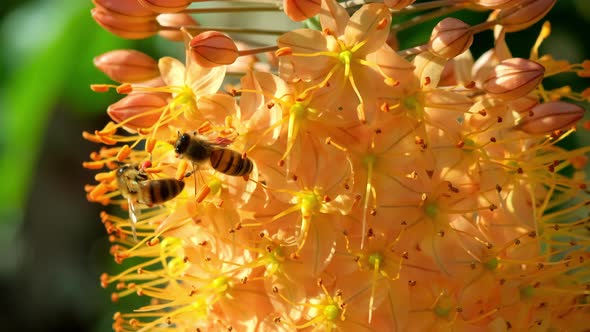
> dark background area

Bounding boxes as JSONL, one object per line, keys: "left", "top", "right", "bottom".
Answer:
{"left": 0, "top": 1, "right": 589, "bottom": 331}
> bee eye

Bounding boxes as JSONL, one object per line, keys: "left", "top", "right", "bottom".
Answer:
{"left": 175, "top": 133, "right": 190, "bottom": 154}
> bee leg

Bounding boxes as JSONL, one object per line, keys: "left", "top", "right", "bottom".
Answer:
{"left": 128, "top": 198, "right": 139, "bottom": 241}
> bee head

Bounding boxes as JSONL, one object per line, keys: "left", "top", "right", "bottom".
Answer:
{"left": 175, "top": 133, "right": 191, "bottom": 155}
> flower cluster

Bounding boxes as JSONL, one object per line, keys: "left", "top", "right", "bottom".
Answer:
{"left": 85, "top": 0, "right": 590, "bottom": 331}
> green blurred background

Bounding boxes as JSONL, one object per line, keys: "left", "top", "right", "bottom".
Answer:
{"left": 0, "top": 0, "right": 589, "bottom": 331}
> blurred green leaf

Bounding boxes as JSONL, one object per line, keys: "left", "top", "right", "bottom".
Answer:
{"left": 0, "top": 0, "right": 132, "bottom": 223}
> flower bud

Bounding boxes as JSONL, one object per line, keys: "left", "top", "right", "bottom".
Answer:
{"left": 283, "top": 0, "right": 322, "bottom": 22}
{"left": 189, "top": 31, "right": 239, "bottom": 68}
{"left": 93, "top": 0, "right": 154, "bottom": 17}
{"left": 91, "top": 7, "right": 159, "bottom": 39}
{"left": 496, "top": 0, "right": 556, "bottom": 32}
{"left": 136, "top": 0, "right": 191, "bottom": 14}
{"left": 384, "top": 0, "right": 416, "bottom": 9}
{"left": 483, "top": 58, "right": 544, "bottom": 100}
{"left": 516, "top": 101, "right": 585, "bottom": 134}
{"left": 94, "top": 50, "right": 159, "bottom": 83}
{"left": 509, "top": 94, "right": 538, "bottom": 113}
{"left": 472, "top": 0, "right": 523, "bottom": 9}
{"left": 156, "top": 13, "right": 199, "bottom": 41}
{"left": 429, "top": 18, "right": 473, "bottom": 59}
{"left": 107, "top": 93, "right": 168, "bottom": 132}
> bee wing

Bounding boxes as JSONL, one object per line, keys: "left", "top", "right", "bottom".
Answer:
{"left": 128, "top": 197, "right": 140, "bottom": 241}
{"left": 211, "top": 136, "right": 234, "bottom": 147}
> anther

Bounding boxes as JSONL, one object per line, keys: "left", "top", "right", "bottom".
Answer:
{"left": 90, "top": 84, "right": 111, "bottom": 92}
{"left": 116, "top": 83, "right": 133, "bottom": 94}
{"left": 275, "top": 47, "right": 293, "bottom": 56}
{"left": 147, "top": 238, "right": 160, "bottom": 246}
{"left": 464, "top": 81, "right": 476, "bottom": 89}
{"left": 377, "top": 17, "right": 389, "bottom": 30}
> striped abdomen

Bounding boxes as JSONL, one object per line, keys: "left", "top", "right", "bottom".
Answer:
{"left": 209, "top": 148, "right": 253, "bottom": 176}
{"left": 138, "top": 179, "right": 184, "bottom": 205}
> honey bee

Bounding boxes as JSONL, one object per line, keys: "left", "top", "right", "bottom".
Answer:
{"left": 174, "top": 133, "right": 253, "bottom": 177}
{"left": 116, "top": 163, "right": 185, "bottom": 240}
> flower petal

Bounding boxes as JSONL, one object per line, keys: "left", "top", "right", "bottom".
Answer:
{"left": 158, "top": 56, "right": 185, "bottom": 88}
{"left": 343, "top": 3, "right": 391, "bottom": 55}
{"left": 278, "top": 29, "right": 333, "bottom": 82}
{"left": 319, "top": 0, "right": 349, "bottom": 36}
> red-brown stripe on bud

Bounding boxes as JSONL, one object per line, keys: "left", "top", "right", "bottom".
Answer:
{"left": 384, "top": 0, "right": 416, "bottom": 9}
{"left": 94, "top": 50, "right": 159, "bottom": 83}
{"left": 189, "top": 31, "right": 239, "bottom": 68}
{"left": 156, "top": 13, "right": 199, "bottom": 41}
{"left": 283, "top": 0, "right": 322, "bottom": 22}
{"left": 429, "top": 18, "right": 473, "bottom": 59}
{"left": 496, "top": 0, "right": 556, "bottom": 32}
{"left": 107, "top": 93, "right": 168, "bottom": 132}
{"left": 136, "top": 0, "right": 191, "bottom": 14}
{"left": 91, "top": 7, "right": 159, "bottom": 39}
{"left": 516, "top": 101, "right": 585, "bottom": 135}
{"left": 483, "top": 58, "right": 544, "bottom": 100}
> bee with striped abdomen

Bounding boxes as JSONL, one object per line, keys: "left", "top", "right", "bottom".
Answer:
{"left": 116, "top": 163, "right": 184, "bottom": 240}
{"left": 174, "top": 133, "right": 253, "bottom": 177}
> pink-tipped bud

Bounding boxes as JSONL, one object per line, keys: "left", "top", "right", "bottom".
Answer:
{"left": 496, "top": 0, "right": 556, "bottom": 32}
{"left": 94, "top": 50, "right": 159, "bottom": 83}
{"left": 429, "top": 18, "right": 473, "bottom": 59}
{"left": 93, "top": 0, "right": 154, "bottom": 17}
{"left": 107, "top": 93, "right": 168, "bottom": 132}
{"left": 91, "top": 7, "right": 159, "bottom": 39}
{"left": 136, "top": 0, "right": 191, "bottom": 14}
{"left": 483, "top": 58, "right": 544, "bottom": 100}
{"left": 516, "top": 101, "right": 585, "bottom": 135}
{"left": 156, "top": 13, "right": 199, "bottom": 41}
{"left": 189, "top": 31, "right": 239, "bottom": 68}
{"left": 472, "top": 0, "right": 522, "bottom": 9}
{"left": 283, "top": 0, "right": 322, "bottom": 22}
{"left": 384, "top": 0, "right": 416, "bottom": 9}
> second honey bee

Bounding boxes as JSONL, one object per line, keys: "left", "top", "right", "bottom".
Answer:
{"left": 116, "top": 163, "right": 185, "bottom": 240}
{"left": 174, "top": 133, "right": 253, "bottom": 177}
